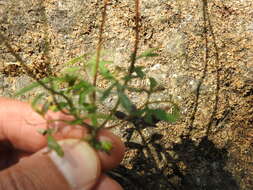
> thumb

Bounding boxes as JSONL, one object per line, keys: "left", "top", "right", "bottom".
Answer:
{"left": 0, "top": 139, "right": 101, "bottom": 190}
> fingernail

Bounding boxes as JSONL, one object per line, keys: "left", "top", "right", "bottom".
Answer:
{"left": 49, "top": 139, "right": 101, "bottom": 190}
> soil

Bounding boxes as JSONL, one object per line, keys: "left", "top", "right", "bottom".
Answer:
{"left": 1, "top": 0, "right": 253, "bottom": 190}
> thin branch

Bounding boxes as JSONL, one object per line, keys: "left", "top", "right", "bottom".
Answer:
{"left": 92, "top": 0, "right": 108, "bottom": 103}
{"left": 187, "top": 0, "right": 209, "bottom": 134}
{"left": 99, "top": 0, "right": 141, "bottom": 129}
{"left": 0, "top": 33, "right": 92, "bottom": 128}
{"left": 141, "top": 99, "right": 176, "bottom": 108}
{"left": 128, "top": 0, "right": 140, "bottom": 76}
{"left": 205, "top": 0, "right": 221, "bottom": 136}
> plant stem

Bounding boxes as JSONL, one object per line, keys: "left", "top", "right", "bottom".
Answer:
{"left": 0, "top": 34, "right": 65, "bottom": 99}
{"left": 0, "top": 33, "right": 92, "bottom": 128}
{"left": 204, "top": 0, "right": 221, "bottom": 136}
{"left": 128, "top": 0, "right": 140, "bottom": 76}
{"left": 140, "top": 99, "right": 176, "bottom": 109}
{"left": 99, "top": 0, "right": 141, "bottom": 129}
{"left": 92, "top": 0, "right": 108, "bottom": 103}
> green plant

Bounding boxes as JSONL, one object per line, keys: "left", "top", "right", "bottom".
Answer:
{"left": 14, "top": 47, "right": 179, "bottom": 156}
{"left": 1, "top": 0, "right": 180, "bottom": 157}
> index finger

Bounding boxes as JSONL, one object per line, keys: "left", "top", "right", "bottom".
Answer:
{"left": 0, "top": 97, "right": 125, "bottom": 170}
{"left": 0, "top": 97, "right": 47, "bottom": 152}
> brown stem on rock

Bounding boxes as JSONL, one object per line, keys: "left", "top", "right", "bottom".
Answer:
{"left": 92, "top": 0, "right": 109, "bottom": 103}
{"left": 99, "top": 0, "right": 141, "bottom": 129}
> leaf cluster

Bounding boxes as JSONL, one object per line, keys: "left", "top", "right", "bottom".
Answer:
{"left": 16, "top": 48, "right": 180, "bottom": 156}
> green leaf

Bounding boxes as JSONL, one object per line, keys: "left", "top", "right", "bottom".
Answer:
{"left": 45, "top": 128, "right": 55, "bottom": 135}
{"left": 15, "top": 78, "right": 50, "bottom": 96}
{"left": 99, "top": 61, "right": 115, "bottom": 80}
{"left": 90, "top": 114, "right": 98, "bottom": 126}
{"left": 100, "top": 83, "right": 115, "bottom": 101}
{"left": 92, "top": 140, "right": 102, "bottom": 150}
{"left": 144, "top": 111, "right": 153, "bottom": 124}
{"left": 137, "top": 48, "right": 159, "bottom": 59}
{"left": 89, "top": 140, "right": 113, "bottom": 154}
{"left": 64, "top": 54, "right": 87, "bottom": 66}
{"left": 72, "top": 80, "right": 93, "bottom": 91}
{"left": 66, "top": 119, "right": 83, "bottom": 125}
{"left": 15, "top": 83, "right": 40, "bottom": 96}
{"left": 31, "top": 93, "right": 45, "bottom": 111}
{"left": 78, "top": 90, "right": 87, "bottom": 105}
{"left": 86, "top": 56, "right": 115, "bottom": 80}
{"left": 116, "top": 84, "right": 134, "bottom": 113}
{"left": 118, "top": 92, "right": 133, "bottom": 113}
{"left": 51, "top": 102, "right": 68, "bottom": 112}
{"left": 63, "top": 74, "right": 78, "bottom": 87}
{"left": 133, "top": 66, "right": 145, "bottom": 78}
{"left": 164, "top": 113, "right": 179, "bottom": 123}
{"left": 40, "top": 101, "right": 50, "bottom": 115}
{"left": 170, "top": 104, "right": 180, "bottom": 122}
{"left": 62, "top": 66, "right": 81, "bottom": 75}
{"left": 151, "top": 109, "right": 168, "bottom": 121}
{"left": 85, "top": 51, "right": 108, "bottom": 77}
{"left": 50, "top": 79, "right": 60, "bottom": 91}
{"left": 149, "top": 77, "right": 158, "bottom": 90}
{"left": 132, "top": 108, "right": 146, "bottom": 117}
{"left": 86, "top": 56, "right": 96, "bottom": 77}
{"left": 79, "top": 102, "right": 97, "bottom": 113}
{"left": 86, "top": 113, "right": 115, "bottom": 120}
{"left": 99, "top": 61, "right": 112, "bottom": 72}
{"left": 148, "top": 108, "right": 179, "bottom": 123}
{"left": 37, "top": 129, "right": 48, "bottom": 136}
{"left": 68, "top": 119, "right": 84, "bottom": 125}
{"left": 123, "top": 75, "right": 137, "bottom": 81}
{"left": 100, "top": 141, "right": 113, "bottom": 153}
{"left": 47, "top": 135, "right": 64, "bottom": 157}
{"left": 83, "top": 103, "right": 97, "bottom": 113}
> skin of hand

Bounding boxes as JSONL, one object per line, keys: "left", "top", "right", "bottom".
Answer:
{"left": 0, "top": 97, "right": 125, "bottom": 190}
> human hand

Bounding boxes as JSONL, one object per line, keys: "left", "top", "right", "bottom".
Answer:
{"left": 0, "top": 97, "right": 125, "bottom": 190}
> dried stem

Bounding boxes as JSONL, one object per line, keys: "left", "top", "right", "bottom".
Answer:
{"left": 0, "top": 34, "right": 59, "bottom": 95}
{"left": 99, "top": 0, "right": 141, "bottom": 129}
{"left": 187, "top": 0, "right": 209, "bottom": 133}
{"left": 140, "top": 99, "right": 176, "bottom": 109}
{"left": 0, "top": 33, "right": 92, "bottom": 128}
{"left": 128, "top": 0, "right": 140, "bottom": 75}
{"left": 187, "top": 0, "right": 221, "bottom": 136}
{"left": 205, "top": 0, "right": 221, "bottom": 136}
{"left": 92, "top": 0, "right": 108, "bottom": 103}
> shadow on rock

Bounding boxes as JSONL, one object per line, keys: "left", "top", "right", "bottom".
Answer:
{"left": 108, "top": 135, "right": 239, "bottom": 190}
